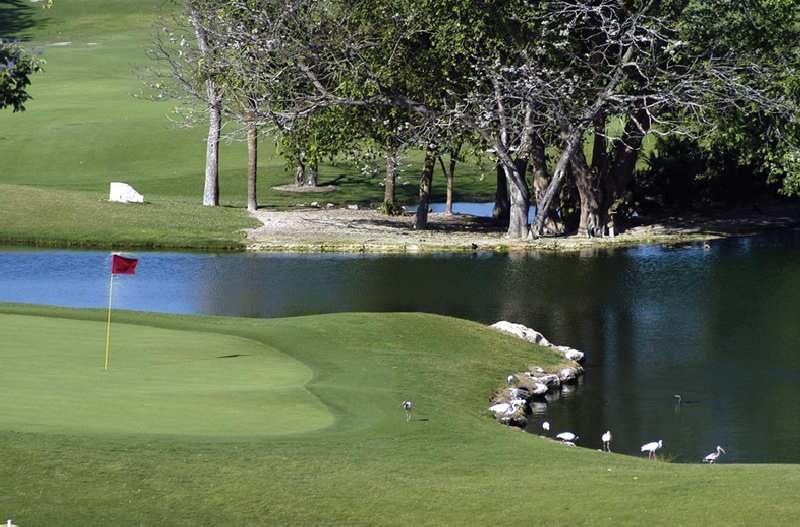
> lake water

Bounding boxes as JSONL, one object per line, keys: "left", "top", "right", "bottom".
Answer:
{"left": 404, "top": 201, "right": 538, "bottom": 222}
{"left": 1, "top": 230, "right": 799, "bottom": 462}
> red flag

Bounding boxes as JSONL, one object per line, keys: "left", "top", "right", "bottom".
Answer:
{"left": 111, "top": 254, "right": 139, "bottom": 275}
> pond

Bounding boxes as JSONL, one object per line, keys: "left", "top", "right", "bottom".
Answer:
{"left": 1, "top": 230, "right": 799, "bottom": 463}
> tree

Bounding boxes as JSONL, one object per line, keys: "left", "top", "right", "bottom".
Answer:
{"left": 0, "top": 41, "right": 42, "bottom": 112}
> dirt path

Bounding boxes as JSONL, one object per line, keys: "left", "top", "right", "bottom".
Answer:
{"left": 245, "top": 203, "right": 800, "bottom": 253}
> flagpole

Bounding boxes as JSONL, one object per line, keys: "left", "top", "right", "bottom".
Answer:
{"left": 104, "top": 273, "right": 114, "bottom": 370}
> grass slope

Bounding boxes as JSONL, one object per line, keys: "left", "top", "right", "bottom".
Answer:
{"left": 1, "top": 304, "right": 798, "bottom": 525}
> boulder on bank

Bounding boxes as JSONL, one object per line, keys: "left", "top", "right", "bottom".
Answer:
{"left": 490, "top": 321, "right": 552, "bottom": 346}
{"left": 491, "top": 321, "right": 585, "bottom": 363}
{"left": 109, "top": 182, "right": 144, "bottom": 203}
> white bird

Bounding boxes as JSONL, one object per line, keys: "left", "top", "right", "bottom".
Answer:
{"left": 541, "top": 421, "right": 550, "bottom": 433}
{"left": 401, "top": 400, "right": 413, "bottom": 421}
{"left": 489, "top": 399, "right": 525, "bottom": 419}
{"left": 556, "top": 432, "right": 578, "bottom": 442}
{"left": 507, "top": 374, "right": 516, "bottom": 385}
{"left": 641, "top": 440, "right": 663, "bottom": 460}
{"left": 703, "top": 445, "right": 726, "bottom": 464}
{"left": 602, "top": 430, "right": 612, "bottom": 452}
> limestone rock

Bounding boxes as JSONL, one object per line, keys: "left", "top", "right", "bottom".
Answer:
{"left": 531, "top": 383, "right": 549, "bottom": 396}
{"left": 109, "top": 182, "right": 144, "bottom": 203}
{"left": 559, "top": 366, "right": 583, "bottom": 383}
{"left": 556, "top": 345, "right": 585, "bottom": 362}
{"left": 491, "top": 321, "right": 586, "bottom": 363}
{"left": 491, "top": 321, "right": 552, "bottom": 346}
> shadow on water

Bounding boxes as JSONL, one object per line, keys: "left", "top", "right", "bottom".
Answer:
{"left": 0, "top": 0, "right": 45, "bottom": 40}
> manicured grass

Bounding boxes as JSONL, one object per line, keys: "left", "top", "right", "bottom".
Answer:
{"left": 1, "top": 304, "right": 799, "bottom": 525}
{"left": 0, "top": 184, "right": 258, "bottom": 249}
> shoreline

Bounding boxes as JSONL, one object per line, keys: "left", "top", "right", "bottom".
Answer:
{"left": 1, "top": 202, "right": 796, "bottom": 254}
{"left": 244, "top": 203, "right": 800, "bottom": 254}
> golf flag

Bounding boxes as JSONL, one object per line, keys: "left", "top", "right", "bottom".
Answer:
{"left": 112, "top": 254, "right": 138, "bottom": 275}
{"left": 105, "top": 254, "right": 139, "bottom": 370}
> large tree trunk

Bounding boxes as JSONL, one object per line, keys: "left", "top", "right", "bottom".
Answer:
{"left": 294, "top": 159, "right": 306, "bottom": 186}
{"left": 531, "top": 128, "right": 586, "bottom": 237}
{"left": 189, "top": 6, "right": 220, "bottom": 207}
{"left": 505, "top": 160, "right": 530, "bottom": 239}
{"left": 203, "top": 95, "right": 221, "bottom": 206}
{"left": 415, "top": 144, "right": 437, "bottom": 230}
{"left": 572, "top": 151, "right": 606, "bottom": 237}
{"left": 493, "top": 162, "right": 510, "bottom": 226}
{"left": 246, "top": 111, "right": 258, "bottom": 212}
{"left": 572, "top": 112, "right": 611, "bottom": 237}
{"left": 384, "top": 150, "right": 398, "bottom": 205}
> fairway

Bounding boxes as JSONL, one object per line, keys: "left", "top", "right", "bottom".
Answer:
{"left": 0, "top": 313, "right": 333, "bottom": 436}
{"left": 2, "top": 304, "right": 800, "bottom": 526}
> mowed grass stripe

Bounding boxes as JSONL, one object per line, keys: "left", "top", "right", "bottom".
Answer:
{"left": 0, "top": 313, "right": 334, "bottom": 436}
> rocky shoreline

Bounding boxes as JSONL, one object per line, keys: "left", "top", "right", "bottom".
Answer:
{"left": 487, "top": 321, "right": 586, "bottom": 428}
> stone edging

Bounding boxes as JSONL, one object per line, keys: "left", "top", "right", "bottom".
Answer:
{"left": 487, "top": 321, "right": 586, "bottom": 427}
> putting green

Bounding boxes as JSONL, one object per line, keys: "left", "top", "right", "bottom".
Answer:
{"left": 0, "top": 314, "right": 334, "bottom": 437}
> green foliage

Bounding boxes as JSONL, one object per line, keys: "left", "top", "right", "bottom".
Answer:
{"left": 0, "top": 41, "right": 43, "bottom": 112}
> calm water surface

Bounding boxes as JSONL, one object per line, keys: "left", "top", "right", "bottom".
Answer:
{"left": 1, "top": 231, "right": 799, "bottom": 462}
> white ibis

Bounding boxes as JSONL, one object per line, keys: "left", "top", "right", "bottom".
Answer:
{"left": 703, "top": 446, "right": 726, "bottom": 464}
{"left": 401, "top": 400, "right": 413, "bottom": 421}
{"left": 541, "top": 421, "right": 550, "bottom": 433}
{"left": 556, "top": 432, "right": 578, "bottom": 443}
{"left": 489, "top": 399, "right": 525, "bottom": 419}
{"left": 602, "top": 430, "right": 612, "bottom": 452}
{"left": 641, "top": 440, "right": 663, "bottom": 459}
{"left": 507, "top": 374, "right": 516, "bottom": 385}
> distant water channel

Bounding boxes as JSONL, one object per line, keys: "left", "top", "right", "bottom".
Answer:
{"left": 2, "top": 230, "right": 799, "bottom": 463}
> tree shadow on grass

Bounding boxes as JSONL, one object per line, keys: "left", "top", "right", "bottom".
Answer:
{"left": 0, "top": 0, "right": 46, "bottom": 41}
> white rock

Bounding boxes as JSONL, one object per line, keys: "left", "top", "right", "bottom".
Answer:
{"left": 559, "top": 367, "right": 581, "bottom": 382}
{"left": 532, "top": 383, "right": 549, "bottom": 395}
{"left": 326, "top": 203, "right": 335, "bottom": 208}
{"left": 556, "top": 345, "right": 585, "bottom": 362}
{"left": 533, "top": 374, "right": 561, "bottom": 388}
{"left": 347, "top": 204, "right": 359, "bottom": 210}
{"left": 491, "top": 321, "right": 552, "bottom": 347}
{"left": 109, "top": 182, "right": 144, "bottom": 203}
{"left": 310, "top": 201, "right": 320, "bottom": 207}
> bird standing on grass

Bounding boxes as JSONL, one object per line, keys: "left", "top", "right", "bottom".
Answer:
{"left": 507, "top": 374, "right": 516, "bottom": 385}
{"left": 602, "top": 430, "right": 612, "bottom": 452}
{"left": 641, "top": 440, "right": 663, "bottom": 460}
{"left": 703, "top": 446, "right": 726, "bottom": 464}
{"left": 541, "top": 421, "right": 550, "bottom": 434}
{"left": 401, "top": 400, "right": 413, "bottom": 421}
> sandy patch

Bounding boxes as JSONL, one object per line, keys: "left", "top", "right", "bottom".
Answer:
{"left": 245, "top": 202, "right": 800, "bottom": 253}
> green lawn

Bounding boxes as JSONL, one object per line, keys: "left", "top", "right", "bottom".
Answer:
{"left": 1, "top": 304, "right": 798, "bottom": 525}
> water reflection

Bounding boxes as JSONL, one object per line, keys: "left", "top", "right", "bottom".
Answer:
{"left": 1, "top": 229, "right": 799, "bottom": 462}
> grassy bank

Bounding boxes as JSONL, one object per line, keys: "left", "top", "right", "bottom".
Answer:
{"left": 1, "top": 304, "right": 798, "bottom": 525}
